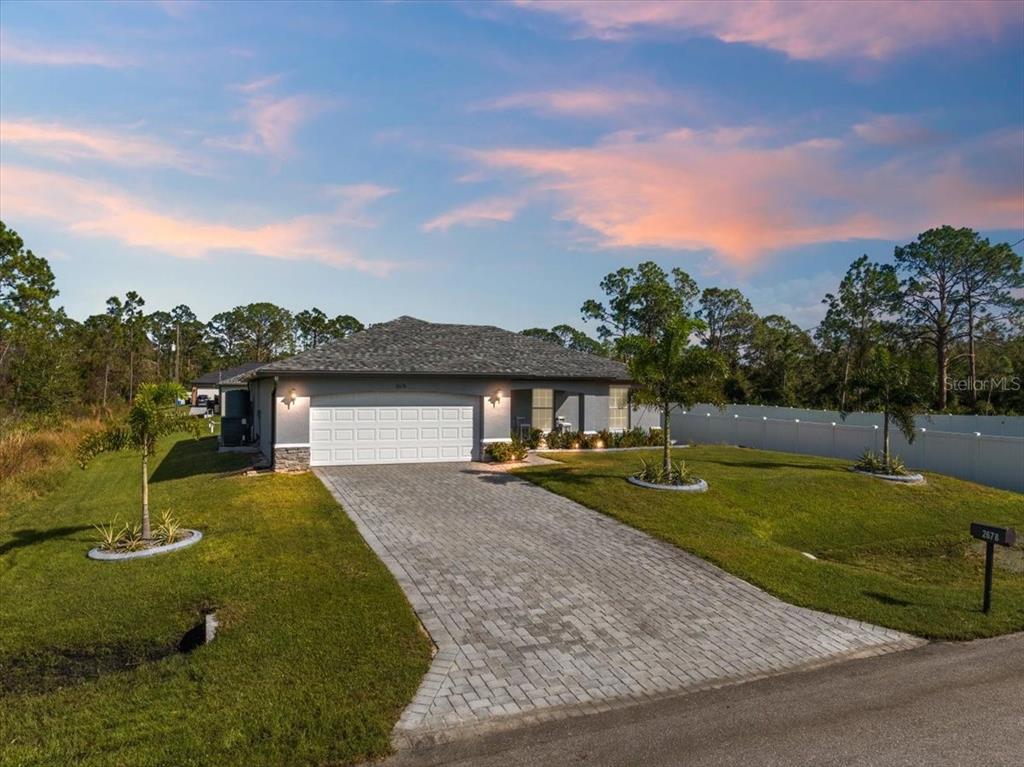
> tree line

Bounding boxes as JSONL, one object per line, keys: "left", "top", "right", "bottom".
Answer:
{"left": 2, "top": 220, "right": 1021, "bottom": 417}
{"left": 1, "top": 221, "right": 363, "bottom": 414}
{"left": 527, "top": 226, "right": 1023, "bottom": 415}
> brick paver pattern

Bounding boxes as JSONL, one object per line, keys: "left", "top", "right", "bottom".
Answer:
{"left": 316, "top": 463, "right": 920, "bottom": 739}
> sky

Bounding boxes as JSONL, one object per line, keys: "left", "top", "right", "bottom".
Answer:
{"left": 1, "top": 0, "right": 1022, "bottom": 333}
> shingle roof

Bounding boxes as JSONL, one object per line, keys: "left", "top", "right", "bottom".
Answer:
{"left": 193, "top": 362, "right": 264, "bottom": 386}
{"left": 237, "top": 316, "right": 628, "bottom": 381}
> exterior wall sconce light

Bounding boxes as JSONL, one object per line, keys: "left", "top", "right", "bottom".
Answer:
{"left": 285, "top": 388, "right": 297, "bottom": 408}
{"left": 488, "top": 390, "right": 503, "bottom": 407}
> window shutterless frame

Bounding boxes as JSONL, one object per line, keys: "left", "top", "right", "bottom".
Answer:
{"left": 532, "top": 388, "right": 554, "bottom": 432}
{"left": 609, "top": 385, "right": 629, "bottom": 431}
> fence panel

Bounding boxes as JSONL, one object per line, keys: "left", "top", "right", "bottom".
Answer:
{"left": 683, "top": 404, "right": 1024, "bottom": 438}
{"left": 670, "top": 406, "right": 1023, "bottom": 493}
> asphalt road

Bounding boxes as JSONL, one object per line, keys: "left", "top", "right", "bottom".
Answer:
{"left": 380, "top": 633, "right": 1024, "bottom": 767}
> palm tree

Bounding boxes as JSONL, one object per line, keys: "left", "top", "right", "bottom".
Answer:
{"left": 851, "top": 346, "right": 920, "bottom": 470}
{"left": 78, "top": 383, "right": 200, "bottom": 539}
{"left": 621, "top": 315, "right": 726, "bottom": 476}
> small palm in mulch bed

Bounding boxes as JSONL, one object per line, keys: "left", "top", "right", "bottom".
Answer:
{"left": 854, "top": 449, "right": 911, "bottom": 476}
{"left": 92, "top": 510, "right": 192, "bottom": 554}
{"left": 632, "top": 457, "right": 701, "bottom": 486}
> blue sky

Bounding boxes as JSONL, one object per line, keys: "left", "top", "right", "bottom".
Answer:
{"left": 1, "top": 0, "right": 1022, "bottom": 332}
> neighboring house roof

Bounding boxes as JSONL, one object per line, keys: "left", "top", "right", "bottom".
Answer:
{"left": 233, "top": 316, "right": 629, "bottom": 382}
{"left": 192, "top": 362, "right": 264, "bottom": 386}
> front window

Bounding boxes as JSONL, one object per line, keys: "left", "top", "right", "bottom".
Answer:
{"left": 532, "top": 388, "right": 553, "bottom": 432}
{"left": 609, "top": 386, "right": 629, "bottom": 431}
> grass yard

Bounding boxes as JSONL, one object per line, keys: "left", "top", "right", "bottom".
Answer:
{"left": 517, "top": 445, "right": 1024, "bottom": 640}
{"left": 0, "top": 434, "right": 432, "bottom": 767}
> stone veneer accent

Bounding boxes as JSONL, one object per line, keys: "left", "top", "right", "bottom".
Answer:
{"left": 274, "top": 446, "right": 310, "bottom": 472}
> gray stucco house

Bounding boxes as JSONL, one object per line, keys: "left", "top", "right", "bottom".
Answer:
{"left": 221, "top": 316, "right": 651, "bottom": 470}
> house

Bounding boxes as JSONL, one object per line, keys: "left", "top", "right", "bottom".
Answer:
{"left": 191, "top": 362, "right": 264, "bottom": 406}
{"left": 222, "top": 316, "right": 650, "bottom": 470}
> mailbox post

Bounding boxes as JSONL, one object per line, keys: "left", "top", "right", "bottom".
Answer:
{"left": 969, "top": 523, "right": 1017, "bottom": 614}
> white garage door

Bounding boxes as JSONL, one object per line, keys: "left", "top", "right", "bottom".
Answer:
{"left": 309, "top": 391, "right": 476, "bottom": 466}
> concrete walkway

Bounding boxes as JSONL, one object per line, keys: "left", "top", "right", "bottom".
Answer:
{"left": 316, "top": 463, "right": 922, "bottom": 746}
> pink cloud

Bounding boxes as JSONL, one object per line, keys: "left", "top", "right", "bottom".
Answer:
{"left": 0, "top": 165, "right": 396, "bottom": 274}
{"left": 324, "top": 183, "right": 398, "bottom": 226}
{"left": 155, "top": 0, "right": 202, "bottom": 19}
{"left": 0, "top": 34, "right": 134, "bottom": 68}
{"left": 513, "top": 1, "right": 1018, "bottom": 61}
{"left": 232, "top": 73, "right": 287, "bottom": 93}
{"left": 207, "top": 93, "right": 332, "bottom": 157}
{"left": 474, "top": 87, "right": 662, "bottom": 117}
{"left": 0, "top": 119, "right": 200, "bottom": 171}
{"left": 852, "top": 114, "right": 937, "bottom": 146}
{"left": 469, "top": 126, "right": 1023, "bottom": 263}
{"left": 422, "top": 197, "right": 524, "bottom": 232}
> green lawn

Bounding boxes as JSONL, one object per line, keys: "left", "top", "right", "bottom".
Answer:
{"left": 517, "top": 446, "right": 1024, "bottom": 640}
{"left": 0, "top": 435, "right": 431, "bottom": 767}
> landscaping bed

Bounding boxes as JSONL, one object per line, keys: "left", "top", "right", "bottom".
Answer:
{"left": 0, "top": 434, "right": 431, "bottom": 767}
{"left": 516, "top": 445, "right": 1024, "bottom": 640}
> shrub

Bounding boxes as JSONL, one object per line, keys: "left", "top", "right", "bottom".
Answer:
{"left": 854, "top": 449, "right": 909, "bottom": 476}
{"left": 885, "top": 454, "right": 909, "bottom": 476}
{"left": 154, "top": 509, "right": 185, "bottom": 545}
{"left": 632, "top": 457, "right": 698, "bottom": 486}
{"left": 615, "top": 427, "right": 639, "bottom": 448}
{"left": 537, "top": 427, "right": 664, "bottom": 450}
{"left": 488, "top": 439, "right": 528, "bottom": 463}
{"left": 526, "top": 428, "right": 544, "bottom": 449}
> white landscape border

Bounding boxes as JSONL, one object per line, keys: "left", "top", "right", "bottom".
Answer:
{"left": 87, "top": 529, "right": 203, "bottom": 561}
{"left": 850, "top": 468, "right": 926, "bottom": 484}
{"left": 627, "top": 476, "right": 708, "bottom": 493}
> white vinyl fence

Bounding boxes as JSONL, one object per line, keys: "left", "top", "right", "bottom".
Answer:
{"left": 688, "top": 403, "right": 1024, "bottom": 438}
{"left": 670, "top": 405, "right": 1024, "bottom": 493}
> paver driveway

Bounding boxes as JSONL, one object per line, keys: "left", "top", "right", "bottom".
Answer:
{"left": 316, "top": 463, "right": 921, "bottom": 744}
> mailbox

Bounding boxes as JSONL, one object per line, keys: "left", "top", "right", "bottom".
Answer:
{"left": 970, "top": 522, "right": 1018, "bottom": 613}
{"left": 970, "top": 523, "right": 1017, "bottom": 547}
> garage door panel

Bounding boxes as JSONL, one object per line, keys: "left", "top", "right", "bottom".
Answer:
{"left": 309, "top": 394, "right": 476, "bottom": 466}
